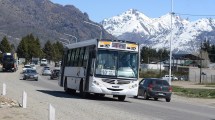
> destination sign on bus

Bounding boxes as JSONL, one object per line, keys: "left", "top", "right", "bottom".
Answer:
{"left": 98, "top": 41, "right": 138, "bottom": 51}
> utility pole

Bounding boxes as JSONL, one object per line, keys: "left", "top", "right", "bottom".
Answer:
{"left": 169, "top": 0, "right": 174, "bottom": 85}
{"left": 200, "top": 42, "right": 202, "bottom": 84}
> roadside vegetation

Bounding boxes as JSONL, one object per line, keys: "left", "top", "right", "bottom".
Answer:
{"left": 0, "top": 34, "right": 64, "bottom": 64}
{"left": 172, "top": 86, "right": 215, "bottom": 98}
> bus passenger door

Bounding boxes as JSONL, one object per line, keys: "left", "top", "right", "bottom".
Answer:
{"left": 85, "top": 47, "right": 96, "bottom": 91}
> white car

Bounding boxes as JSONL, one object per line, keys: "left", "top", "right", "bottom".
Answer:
{"left": 30, "top": 64, "right": 36, "bottom": 70}
{"left": 42, "top": 66, "right": 51, "bottom": 75}
{"left": 162, "top": 75, "right": 178, "bottom": 81}
{"left": 22, "top": 64, "right": 32, "bottom": 73}
{"left": 40, "top": 59, "right": 48, "bottom": 66}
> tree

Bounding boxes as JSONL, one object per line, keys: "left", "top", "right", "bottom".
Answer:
{"left": 140, "top": 46, "right": 169, "bottom": 64}
{"left": 43, "top": 40, "right": 54, "bottom": 61}
{"left": 17, "top": 36, "right": 29, "bottom": 60}
{"left": 0, "top": 36, "right": 12, "bottom": 53}
{"left": 52, "top": 41, "right": 64, "bottom": 62}
{"left": 17, "top": 34, "right": 42, "bottom": 61}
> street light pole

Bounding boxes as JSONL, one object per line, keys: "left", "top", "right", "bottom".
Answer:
{"left": 64, "top": 33, "right": 77, "bottom": 43}
{"left": 60, "top": 38, "right": 71, "bottom": 44}
{"left": 58, "top": 40, "right": 68, "bottom": 46}
{"left": 169, "top": 0, "right": 174, "bottom": 85}
{"left": 84, "top": 21, "right": 102, "bottom": 40}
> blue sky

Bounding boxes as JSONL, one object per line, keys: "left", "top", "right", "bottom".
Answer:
{"left": 51, "top": 0, "right": 215, "bottom": 23}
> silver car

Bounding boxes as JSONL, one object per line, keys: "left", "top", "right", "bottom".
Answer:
{"left": 23, "top": 69, "right": 38, "bottom": 81}
{"left": 42, "top": 67, "right": 51, "bottom": 76}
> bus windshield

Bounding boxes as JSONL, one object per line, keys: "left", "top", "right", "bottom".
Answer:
{"left": 95, "top": 49, "right": 138, "bottom": 79}
{"left": 3, "top": 56, "right": 14, "bottom": 62}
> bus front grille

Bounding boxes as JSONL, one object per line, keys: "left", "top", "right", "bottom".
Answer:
{"left": 107, "top": 88, "right": 123, "bottom": 91}
{"left": 102, "top": 79, "right": 130, "bottom": 85}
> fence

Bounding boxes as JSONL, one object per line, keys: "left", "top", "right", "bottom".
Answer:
{"left": 189, "top": 67, "right": 215, "bottom": 83}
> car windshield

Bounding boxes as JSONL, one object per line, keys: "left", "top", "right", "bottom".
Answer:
{"left": 24, "top": 66, "right": 31, "bottom": 68}
{"left": 153, "top": 80, "right": 169, "bottom": 86}
{"left": 3, "top": 56, "right": 14, "bottom": 62}
{"left": 44, "top": 67, "right": 50, "bottom": 70}
{"left": 26, "top": 69, "right": 37, "bottom": 73}
{"left": 95, "top": 49, "right": 138, "bottom": 79}
{"left": 30, "top": 64, "right": 35, "bottom": 67}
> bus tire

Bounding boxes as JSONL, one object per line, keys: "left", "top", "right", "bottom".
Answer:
{"left": 79, "top": 80, "right": 88, "bottom": 98}
{"left": 64, "top": 79, "right": 70, "bottom": 93}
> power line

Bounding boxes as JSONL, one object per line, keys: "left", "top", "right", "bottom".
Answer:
{"left": 175, "top": 12, "right": 215, "bottom": 17}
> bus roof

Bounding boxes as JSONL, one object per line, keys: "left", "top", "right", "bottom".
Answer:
{"left": 65, "top": 39, "right": 97, "bottom": 49}
{"left": 65, "top": 39, "right": 138, "bottom": 50}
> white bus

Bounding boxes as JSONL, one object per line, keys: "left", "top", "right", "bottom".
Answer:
{"left": 59, "top": 39, "right": 139, "bottom": 101}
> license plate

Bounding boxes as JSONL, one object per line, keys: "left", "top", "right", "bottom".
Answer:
{"left": 112, "top": 92, "right": 119, "bottom": 95}
{"left": 30, "top": 76, "right": 33, "bottom": 78}
{"left": 158, "top": 93, "right": 164, "bottom": 96}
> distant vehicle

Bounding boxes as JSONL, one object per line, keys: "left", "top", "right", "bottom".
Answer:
{"left": 22, "top": 64, "right": 32, "bottom": 73}
{"left": 30, "top": 64, "right": 36, "bottom": 70}
{"left": 54, "top": 62, "right": 60, "bottom": 67}
{"left": 40, "top": 59, "right": 48, "bottom": 66}
{"left": 2, "top": 53, "right": 18, "bottom": 72}
{"left": 32, "top": 57, "right": 40, "bottom": 65}
{"left": 59, "top": 39, "right": 140, "bottom": 101}
{"left": 42, "top": 66, "right": 51, "bottom": 75}
{"left": 50, "top": 68, "right": 60, "bottom": 79}
{"left": 135, "top": 78, "right": 172, "bottom": 102}
{"left": 162, "top": 75, "right": 178, "bottom": 81}
{"left": 22, "top": 69, "right": 38, "bottom": 81}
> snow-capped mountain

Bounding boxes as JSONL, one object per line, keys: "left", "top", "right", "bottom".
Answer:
{"left": 101, "top": 9, "right": 215, "bottom": 53}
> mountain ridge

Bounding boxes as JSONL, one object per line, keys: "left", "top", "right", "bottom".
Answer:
{"left": 101, "top": 9, "right": 215, "bottom": 53}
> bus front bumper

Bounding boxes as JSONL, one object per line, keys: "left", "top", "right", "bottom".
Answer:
{"left": 89, "top": 83, "right": 138, "bottom": 96}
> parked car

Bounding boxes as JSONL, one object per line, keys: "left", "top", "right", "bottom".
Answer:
{"left": 42, "top": 66, "right": 51, "bottom": 75}
{"left": 162, "top": 75, "right": 178, "bottom": 81}
{"left": 23, "top": 69, "right": 38, "bottom": 81}
{"left": 135, "top": 78, "right": 172, "bottom": 102}
{"left": 50, "top": 68, "right": 60, "bottom": 79}
{"left": 22, "top": 64, "right": 32, "bottom": 73}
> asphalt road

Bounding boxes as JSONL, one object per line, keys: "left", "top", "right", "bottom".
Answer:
{"left": 0, "top": 65, "right": 215, "bottom": 120}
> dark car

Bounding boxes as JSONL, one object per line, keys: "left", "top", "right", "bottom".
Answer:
{"left": 23, "top": 69, "right": 38, "bottom": 81}
{"left": 135, "top": 78, "right": 172, "bottom": 102}
{"left": 50, "top": 68, "right": 60, "bottom": 79}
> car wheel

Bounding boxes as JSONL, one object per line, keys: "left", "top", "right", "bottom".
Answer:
{"left": 134, "top": 96, "right": 138, "bottom": 98}
{"left": 143, "top": 91, "right": 149, "bottom": 100}
{"left": 35, "top": 78, "right": 38, "bottom": 81}
{"left": 154, "top": 97, "right": 158, "bottom": 101}
{"left": 166, "top": 98, "right": 171, "bottom": 102}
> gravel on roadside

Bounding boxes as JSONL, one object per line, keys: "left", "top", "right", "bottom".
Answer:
{"left": 0, "top": 95, "right": 20, "bottom": 108}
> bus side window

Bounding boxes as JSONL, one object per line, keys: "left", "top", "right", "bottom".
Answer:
{"left": 83, "top": 47, "right": 89, "bottom": 67}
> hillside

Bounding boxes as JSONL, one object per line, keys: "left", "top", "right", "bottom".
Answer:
{"left": 0, "top": 0, "right": 114, "bottom": 46}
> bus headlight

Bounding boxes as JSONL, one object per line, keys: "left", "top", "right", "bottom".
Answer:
{"left": 130, "top": 84, "right": 138, "bottom": 89}
{"left": 93, "top": 80, "right": 100, "bottom": 86}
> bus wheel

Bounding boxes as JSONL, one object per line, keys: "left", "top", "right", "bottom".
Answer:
{"left": 64, "top": 79, "right": 69, "bottom": 93}
{"left": 118, "top": 95, "right": 126, "bottom": 101}
{"left": 79, "top": 80, "right": 88, "bottom": 98}
{"left": 70, "top": 89, "right": 76, "bottom": 94}
{"left": 95, "top": 93, "right": 105, "bottom": 97}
